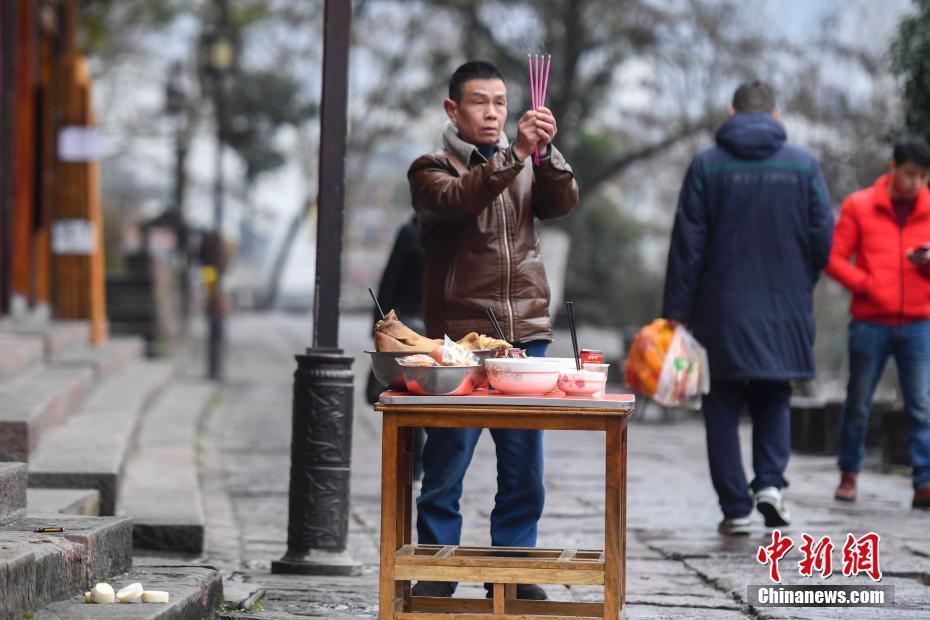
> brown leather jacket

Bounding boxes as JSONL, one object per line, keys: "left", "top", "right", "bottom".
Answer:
{"left": 408, "top": 124, "right": 580, "bottom": 343}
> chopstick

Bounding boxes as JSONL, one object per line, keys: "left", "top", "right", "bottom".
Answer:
{"left": 565, "top": 300, "right": 580, "bottom": 370}
{"left": 369, "top": 288, "right": 385, "bottom": 319}
{"left": 486, "top": 308, "right": 506, "bottom": 342}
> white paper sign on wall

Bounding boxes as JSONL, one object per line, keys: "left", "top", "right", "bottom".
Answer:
{"left": 57, "top": 126, "right": 101, "bottom": 162}
{"left": 52, "top": 219, "right": 96, "bottom": 255}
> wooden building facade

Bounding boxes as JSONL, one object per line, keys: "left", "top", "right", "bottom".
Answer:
{"left": 0, "top": 0, "right": 105, "bottom": 343}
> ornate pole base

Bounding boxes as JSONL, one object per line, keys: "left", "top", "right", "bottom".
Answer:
{"left": 271, "top": 347, "right": 362, "bottom": 576}
{"left": 272, "top": 548, "right": 361, "bottom": 576}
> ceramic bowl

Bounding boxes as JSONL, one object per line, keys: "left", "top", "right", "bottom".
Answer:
{"left": 582, "top": 362, "right": 610, "bottom": 377}
{"left": 557, "top": 368, "right": 607, "bottom": 396}
{"left": 484, "top": 358, "right": 564, "bottom": 395}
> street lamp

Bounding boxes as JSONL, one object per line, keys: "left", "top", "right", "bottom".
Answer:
{"left": 200, "top": 19, "right": 235, "bottom": 381}
{"left": 271, "top": 0, "right": 360, "bottom": 577}
{"left": 164, "top": 62, "right": 191, "bottom": 323}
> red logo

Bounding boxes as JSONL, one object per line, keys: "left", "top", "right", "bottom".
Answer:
{"left": 798, "top": 534, "right": 834, "bottom": 578}
{"left": 756, "top": 529, "right": 794, "bottom": 583}
{"left": 756, "top": 531, "right": 882, "bottom": 583}
{"left": 841, "top": 532, "right": 882, "bottom": 581}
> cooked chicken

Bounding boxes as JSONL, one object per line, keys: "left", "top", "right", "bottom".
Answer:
{"left": 456, "top": 332, "right": 512, "bottom": 351}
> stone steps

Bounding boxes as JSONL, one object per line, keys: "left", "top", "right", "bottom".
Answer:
{"left": 28, "top": 360, "right": 176, "bottom": 515}
{"left": 27, "top": 488, "right": 101, "bottom": 516}
{"left": 50, "top": 335, "right": 146, "bottom": 381}
{"left": 0, "top": 333, "right": 44, "bottom": 384}
{"left": 0, "top": 461, "right": 26, "bottom": 524}
{"left": 0, "top": 365, "right": 95, "bottom": 462}
{"left": 35, "top": 564, "right": 222, "bottom": 619}
{"left": 0, "top": 513, "right": 133, "bottom": 619}
{"left": 0, "top": 319, "right": 90, "bottom": 357}
{"left": 119, "top": 382, "right": 215, "bottom": 553}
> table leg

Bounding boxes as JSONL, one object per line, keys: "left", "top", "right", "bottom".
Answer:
{"left": 504, "top": 583, "right": 517, "bottom": 600}
{"left": 379, "top": 413, "right": 399, "bottom": 619}
{"left": 402, "top": 426, "right": 413, "bottom": 545}
{"left": 493, "top": 583, "right": 506, "bottom": 613}
{"left": 620, "top": 419, "right": 628, "bottom": 608}
{"left": 396, "top": 425, "right": 412, "bottom": 607}
{"left": 604, "top": 418, "right": 623, "bottom": 619}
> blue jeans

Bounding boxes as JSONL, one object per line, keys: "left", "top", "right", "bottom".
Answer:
{"left": 703, "top": 380, "right": 792, "bottom": 518}
{"left": 838, "top": 320, "right": 930, "bottom": 488}
{"left": 416, "top": 340, "right": 549, "bottom": 551}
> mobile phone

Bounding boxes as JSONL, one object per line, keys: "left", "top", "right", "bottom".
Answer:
{"left": 908, "top": 244, "right": 930, "bottom": 263}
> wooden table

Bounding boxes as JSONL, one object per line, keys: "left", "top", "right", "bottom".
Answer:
{"left": 375, "top": 392, "right": 635, "bottom": 619}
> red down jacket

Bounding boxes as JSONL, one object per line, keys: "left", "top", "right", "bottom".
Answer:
{"left": 825, "top": 174, "right": 930, "bottom": 324}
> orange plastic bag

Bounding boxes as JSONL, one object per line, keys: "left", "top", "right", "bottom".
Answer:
{"left": 624, "top": 319, "right": 709, "bottom": 409}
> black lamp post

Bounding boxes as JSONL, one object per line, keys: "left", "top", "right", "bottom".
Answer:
{"left": 200, "top": 13, "right": 234, "bottom": 381}
{"left": 164, "top": 61, "right": 191, "bottom": 323}
{"left": 271, "top": 0, "right": 360, "bottom": 576}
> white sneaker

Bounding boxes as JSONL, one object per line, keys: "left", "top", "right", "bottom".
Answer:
{"left": 718, "top": 514, "right": 752, "bottom": 536}
{"left": 755, "top": 486, "right": 791, "bottom": 527}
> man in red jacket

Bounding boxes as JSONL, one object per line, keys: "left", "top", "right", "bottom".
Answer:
{"left": 826, "top": 136, "right": 930, "bottom": 508}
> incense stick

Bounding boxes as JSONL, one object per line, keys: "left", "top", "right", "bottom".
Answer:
{"left": 541, "top": 54, "right": 551, "bottom": 108}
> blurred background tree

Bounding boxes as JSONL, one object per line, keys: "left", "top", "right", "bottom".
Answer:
{"left": 77, "top": 0, "right": 915, "bottom": 390}
{"left": 891, "top": 0, "right": 930, "bottom": 143}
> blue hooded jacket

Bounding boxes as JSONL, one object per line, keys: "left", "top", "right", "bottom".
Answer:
{"left": 662, "top": 113, "right": 834, "bottom": 381}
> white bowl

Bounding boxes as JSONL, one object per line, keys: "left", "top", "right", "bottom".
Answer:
{"left": 557, "top": 369, "right": 607, "bottom": 396}
{"left": 484, "top": 358, "right": 564, "bottom": 395}
{"left": 582, "top": 362, "right": 610, "bottom": 376}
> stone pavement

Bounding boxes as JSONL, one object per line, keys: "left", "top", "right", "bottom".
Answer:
{"left": 201, "top": 311, "right": 930, "bottom": 619}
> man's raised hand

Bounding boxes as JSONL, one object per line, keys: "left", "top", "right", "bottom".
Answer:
{"left": 514, "top": 107, "right": 558, "bottom": 161}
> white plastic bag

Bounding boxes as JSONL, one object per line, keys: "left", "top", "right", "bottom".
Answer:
{"left": 653, "top": 325, "right": 710, "bottom": 410}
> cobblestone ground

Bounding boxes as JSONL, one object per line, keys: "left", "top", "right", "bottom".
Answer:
{"left": 201, "top": 312, "right": 930, "bottom": 619}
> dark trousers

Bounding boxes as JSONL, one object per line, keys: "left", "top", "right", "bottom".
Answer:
{"left": 416, "top": 341, "right": 548, "bottom": 550}
{"left": 838, "top": 320, "right": 930, "bottom": 488}
{"left": 703, "top": 379, "right": 792, "bottom": 518}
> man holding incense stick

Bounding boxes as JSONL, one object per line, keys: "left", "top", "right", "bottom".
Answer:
{"left": 662, "top": 81, "right": 834, "bottom": 536}
{"left": 407, "top": 60, "right": 579, "bottom": 599}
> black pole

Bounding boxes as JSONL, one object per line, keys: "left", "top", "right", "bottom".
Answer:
{"left": 312, "top": 0, "right": 351, "bottom": 350}
{"left": 272, "top": 0, "right": 359, "bottom": 576}
{"left": 0, "top": 0, "right": 17, "bottom": 315}
{"left": 207, "top": 72, "right": 225, "bottom": 381}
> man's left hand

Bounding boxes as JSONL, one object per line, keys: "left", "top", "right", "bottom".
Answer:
{"left": 533, "top": 106, "right": 557, "bottom": 148}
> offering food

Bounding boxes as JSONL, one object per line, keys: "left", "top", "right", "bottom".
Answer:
{"left": 397, "top": 354, "right": 438, "bottom": 367}
{"left": 398, "top": 339, "right": 483, "bottom": 396}
{"left": 457, "top": 332, "right": 512, "bottom": 352}
{"left": 400, "top": 337, "right": 478, "bottom": 368}
{"left": 117, "top": 583, "right": 144, "bottom": 603}
{"left": 91, "top": 583, "right": 115, "bottom": 604}
{"left": 142, "top": 591, "right": 170, "bottom": 603}
{"left": 374, "top": 310, "right": 443, "bottom": 352}
{"left": 373, "top": 309, "right": 511, "bottom": 354}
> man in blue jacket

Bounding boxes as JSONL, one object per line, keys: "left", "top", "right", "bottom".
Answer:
{"left": 662, "top": 81, "right": 834, "bottom": 535}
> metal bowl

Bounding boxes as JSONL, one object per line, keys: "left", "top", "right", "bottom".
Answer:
{"left": 399, "top": 363, "right": 482, "bottom": 396}
{"left": 366, "top": 351, "right": 430, "bottom": 391}
{"left": 471, "top": 349, "right": 499, "bottom": 388}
